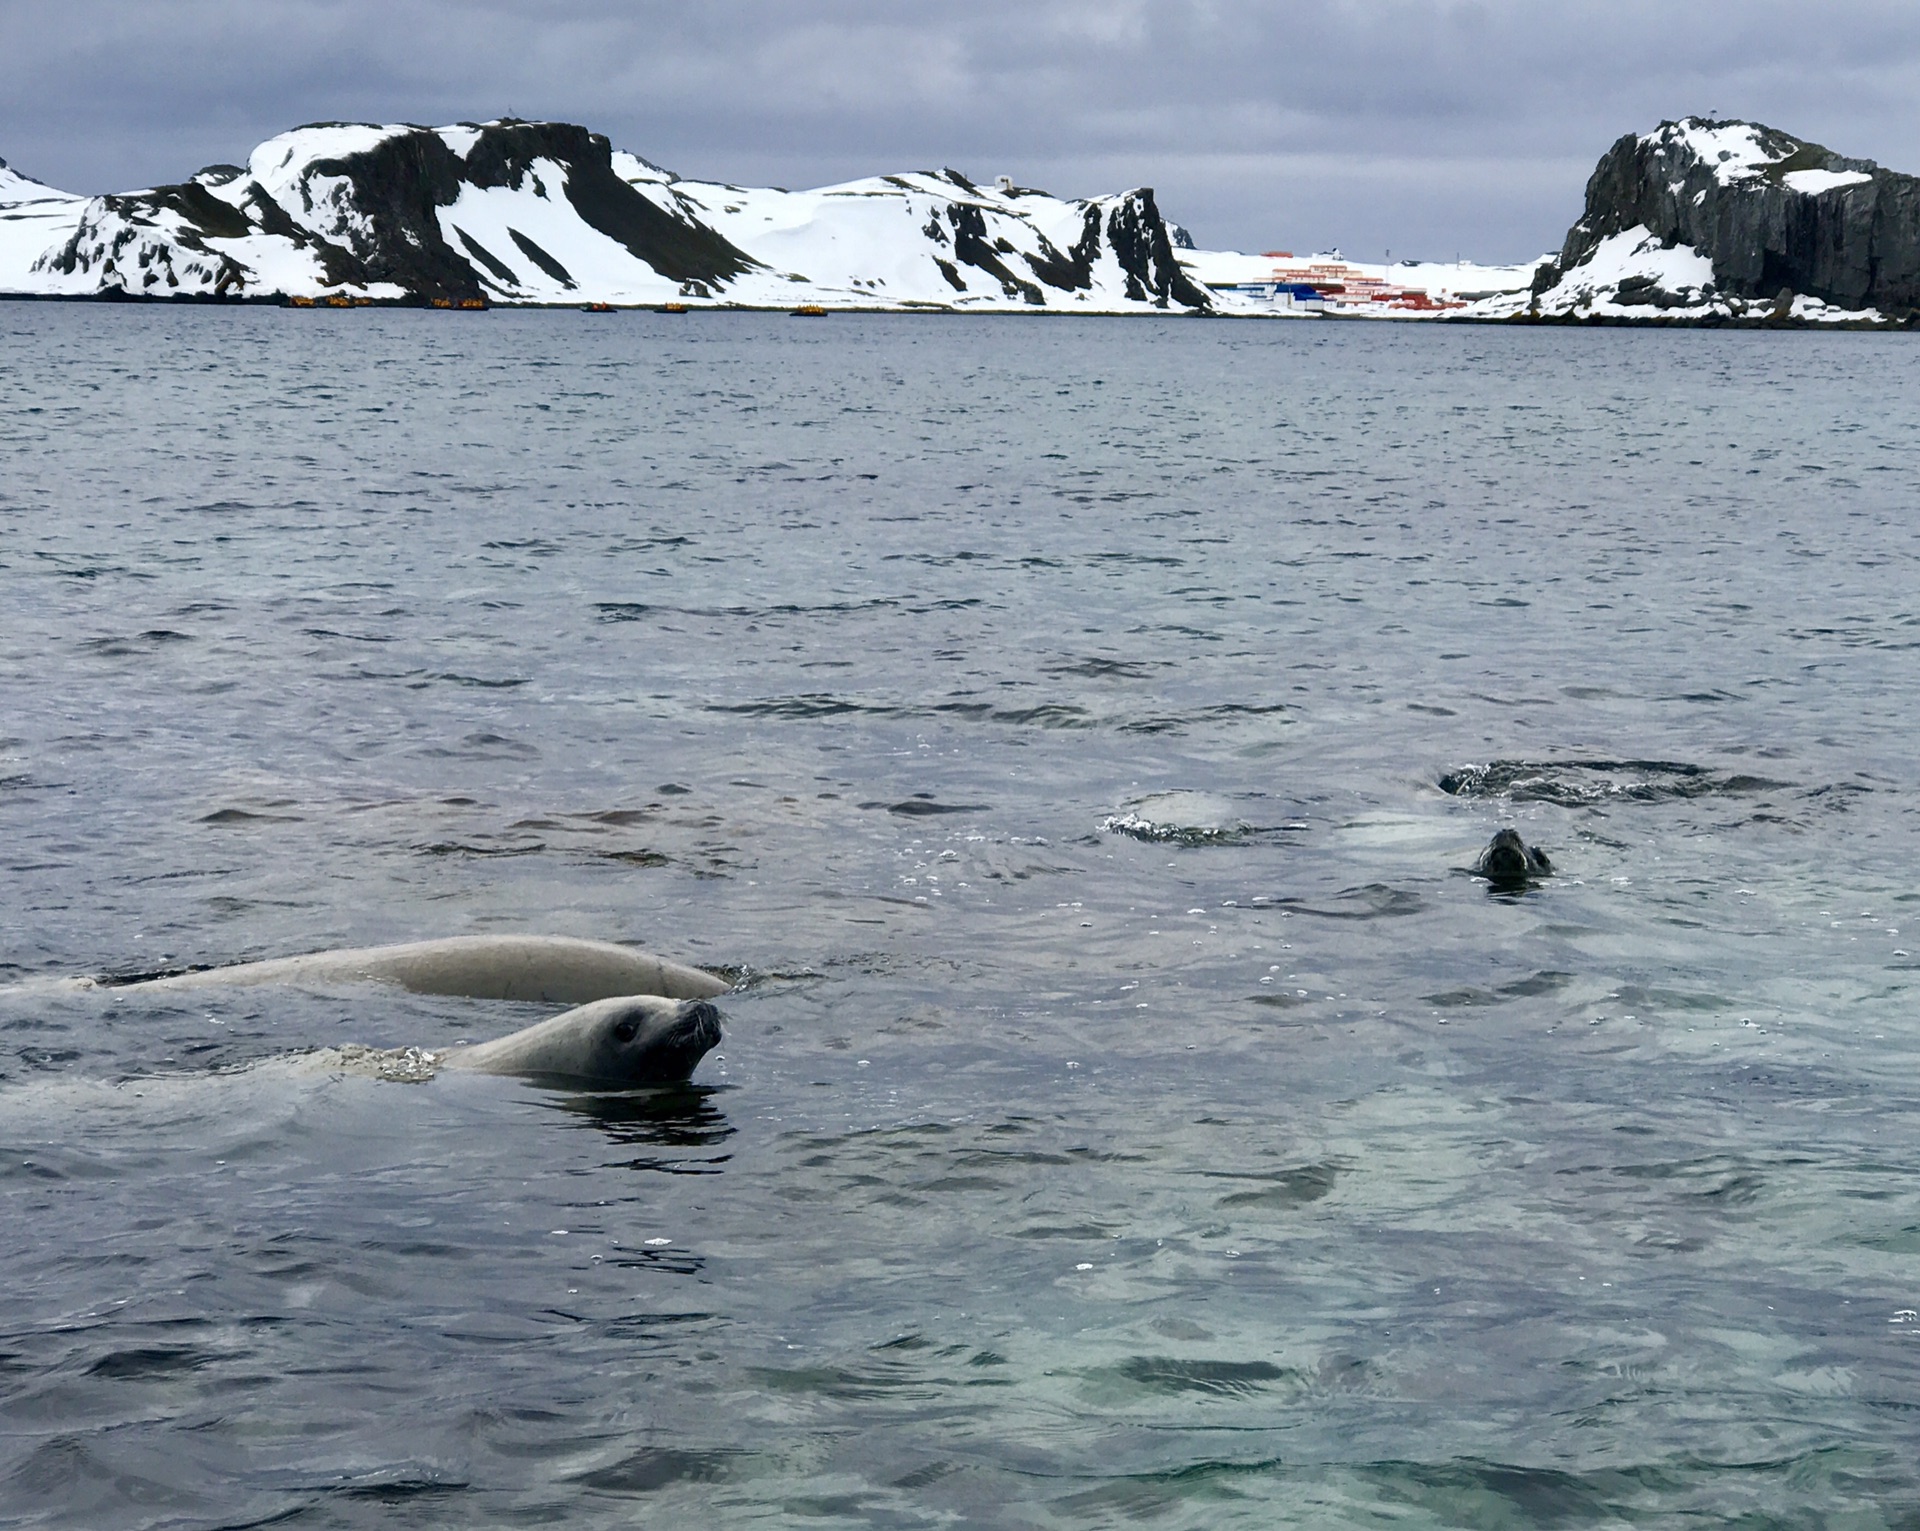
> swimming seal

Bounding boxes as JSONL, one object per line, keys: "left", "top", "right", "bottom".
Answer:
{"left": 438, "top": 994, "right": 724, "bottom": 1087}
{"left": 88, "top": 935, "right": 729, "bottom": 1004}
{"left": 1474, "top": 828, "right": 1552, "bottom": 887}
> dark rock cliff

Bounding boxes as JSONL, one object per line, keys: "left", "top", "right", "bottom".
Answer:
{"left": 1535, "top": 117, "right": 1920, "bottom": 315}
{"left": 40, "top": 120, "right": 760, "bottom": 303}
{"left": 1103, "top": 190, "right": 1212, "bottom": 309}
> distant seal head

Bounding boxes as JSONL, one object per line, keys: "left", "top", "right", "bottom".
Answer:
{"left": 1474, "top": 828, "right": 1552, "bottom": 887}
{"left": 440, "top": 994, "right": 723, "bottom": 1088}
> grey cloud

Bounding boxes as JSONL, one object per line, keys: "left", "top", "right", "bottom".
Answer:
{"left": 6, "top": 0, "right": 1920, "bottom": 260}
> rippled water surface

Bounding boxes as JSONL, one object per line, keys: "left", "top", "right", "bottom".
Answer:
{"left": 4, "top": 306, "right": 1920, "bottom": 1528}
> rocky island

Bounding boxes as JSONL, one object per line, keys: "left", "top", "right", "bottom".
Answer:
{"left": 1484, "top": 117, "right": 1920, "bottom": 325}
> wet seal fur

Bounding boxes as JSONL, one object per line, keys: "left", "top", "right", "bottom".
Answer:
{"left": 82, "top": 935, "right": 730, "bottom": 1004}
{"left": 438, "top": 994, "right": 724, "bottom": 1087}
{"left": 1474, "top": 828, "right": 1553, "bottom": 888}
{"left": 61, "top": 995, "right": 725, "bottom": 1091}
{"left": 65, "top": 936, "right": 731, "bottom": 1091}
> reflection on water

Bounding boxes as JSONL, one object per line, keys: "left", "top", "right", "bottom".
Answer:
{"left": 543, "top": 1083, "right": 735, "bottom": 1160}
{"left": 3, "top": 308, "right": 1920, "bottom": 1525}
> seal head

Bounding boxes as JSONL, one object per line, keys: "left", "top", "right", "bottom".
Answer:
{"left": 1474, "top": 828, "right": 1552, "bottom": 888}
{"left": 443, "top": 995, "right": 723, "bottom": 1088}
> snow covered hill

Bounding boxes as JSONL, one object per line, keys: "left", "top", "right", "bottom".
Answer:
{"left": 0, "top": 119, "right": 1210, "bottom": 312}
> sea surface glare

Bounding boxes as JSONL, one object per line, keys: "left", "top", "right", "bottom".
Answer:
{"left": 4, "top": 306, "right": 1920, "bottom": 1529}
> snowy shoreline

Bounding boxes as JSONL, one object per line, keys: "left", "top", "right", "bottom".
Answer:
{"left": 2, "top": 288, "right": 1901, "bottom": 328}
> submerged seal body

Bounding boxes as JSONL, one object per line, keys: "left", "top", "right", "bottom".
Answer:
{"left": 90, "top": 935, "right": 729, "bottom": 1004}
{"left": 440, "top": 994, "right": 724, "bottom": 1088}
{"left": 1474, "top": 828, "right": 1552, "bottom": 887}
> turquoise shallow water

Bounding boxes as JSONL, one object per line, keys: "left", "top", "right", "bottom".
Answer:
{"left": 3, "top": 305, "right": 1920, "bottom": 1527}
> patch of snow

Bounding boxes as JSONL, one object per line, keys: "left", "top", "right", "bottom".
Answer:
{"left": 1659, "top": 120, "right": 1779, "bottom": 184}
{"left": 1791, "top": 293, "right": 1883, "bottom": 323}
{"left": 1465, "top": 226, "right": 1716, "bottom": 320}
{"left": 610, "top": 151, "right": 674, "bottom": 186}
{"left": 0, "top": 162, "right": 87, "bottom": 287}
{"left": 1566, "top": 226, "right": 1713, "bottom": 292}
{"left": 437, "top": 125, "right": 483, "bottom": 161}
{"left": 248, "top": 124, "right": 405, "bottom": 192}
{"left": 1467, "top": 223, "right": 1883, "bottom": 325}
{"left": 1784, "top": 168, "right": 1872, "bottom": 195}
{"left": 435, "top": 162, "right": 680, "bottom": 303}
{"left": 638, "top": 167, "right": 1191, "bottom": 312}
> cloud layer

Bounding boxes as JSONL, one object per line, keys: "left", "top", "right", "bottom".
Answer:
{"left": 8, "top": 0, "right": 1920, "bottom": 260}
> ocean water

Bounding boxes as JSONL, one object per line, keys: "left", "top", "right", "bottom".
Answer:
{"left": 3, "top": 304, "right": 1920, "bottom": 1529}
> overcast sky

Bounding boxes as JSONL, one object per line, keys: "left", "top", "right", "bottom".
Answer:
{"left": 7, "top": 1, "right": 1920, "bottom": 262}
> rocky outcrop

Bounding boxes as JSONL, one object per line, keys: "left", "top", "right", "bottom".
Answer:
{"left": 32, "top": 120, "right": 760, "bottom": 304}
{"left": 1520, "top": 117, "right": 1920, "bottom": 320}
{"left": 1102, "top": 189, "right": 1213, "bottom": 309}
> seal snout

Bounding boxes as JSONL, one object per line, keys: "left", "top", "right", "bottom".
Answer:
{"left": 1475, "top": 827, "right": 1552, "bottom": 887}
{"left": 677, "top": 999, "right": 723, "bottom": 1052}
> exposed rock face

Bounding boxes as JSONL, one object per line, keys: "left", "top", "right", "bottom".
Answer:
{"left": 34, "top": 120, "right": 759, "bottom": 304}
{"left": 2, "top": 119, "right": 1212, "bottom": 312}
{"left": 1526, "top": 117, "right": 1920, "bottom": 318}
{"left": 1102, "top": 188, "right": 1213, "bottom": 309}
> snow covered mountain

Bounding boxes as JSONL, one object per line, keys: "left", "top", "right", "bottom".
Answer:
{"left": 0, "top": 119, "right": 1210, "bottom": 312}
{"left": 1468, "top": 117, "right": 1920, "bottom": 324}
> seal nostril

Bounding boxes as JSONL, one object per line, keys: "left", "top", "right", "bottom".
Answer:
{"left": 679, "top": 1000, "right": 723, "bottom": 1050}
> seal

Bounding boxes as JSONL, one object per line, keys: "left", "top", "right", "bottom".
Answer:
{"left": 1474, "top": 828, "right": 1552, "bottom": 887}
{"left": 90, "top": 935, "right": 729, "bottom": 1004}
{"left": 438, "top": 994, "right": 724, "bottom": 1087}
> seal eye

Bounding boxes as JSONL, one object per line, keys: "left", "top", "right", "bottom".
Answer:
{"left": 612, "top": 1018, "right": 638, "bottom": 1043}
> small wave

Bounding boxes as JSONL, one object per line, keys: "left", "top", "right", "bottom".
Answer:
{"left": 1120, "top": 702, "right": 1288, "bottom": 736}
{"left": 86, "top": 1346, "right": 217, "bottom": 1379}
{"left": 82, "top": 630, "right": 193, "bottom": 656}
{"left": 989, "top": 704, "right": 1093, "bottom": 729}
{"left": 572, "top": 1448, "right": 735, "bottom": 1492}
{"left": 861, "top": 797, "right": 987, "bottom": 816}
{"left": 1043, "top": 657, "right": 1167, "bottom": 679}
{"left": 1109, "top": 1356, "right": 1296, "bottom": 1397}
{"left": 709, "top": 695, "right": 1096, "bottom": 729}
{"left": 1439, "top": 758, "right": 1789, "bottom": 804}
{"left": 1273, "top": 885, "right": 1424, "bottom": 920}
{"left": 594, "top": 598, "right": 897, "bottom": 624}
{"left": 1210, "top": 1161, "right": 1344, "bottom": 1208}
{"left": 1102, "top": 812, "right": 1242, "bottom": 846}
{"left": 711, "top": 694, "right": 886, "bottom": 719}
{"left": 428, "top": 673, "right": 528, "bottom": 689}
{"left": 1425, "top": 971, "right": 1575, "bottom": 1007}
{"left": 419, "top": 732, "right": 540, "bottom": 759}
{"left": 1102, "top": 791, "right": 1249, "bottom": 845}
{"left": 414, "top": 840, "right": 545, "bottom": 858}
{"left": 594, "top": 848, "right": 669, "bottom": 866}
